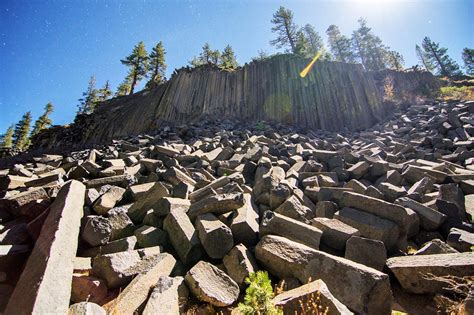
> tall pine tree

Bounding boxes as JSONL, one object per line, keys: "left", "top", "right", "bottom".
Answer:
{"left": 31, "top": 102, "right": 54, "bottom": 137}
{"left": 190, "top": 43, "right": 220, "bottom": 66}
{"left": 121, "top": 41, "right": 149, "bottom": 94}
{"left": 462, "top": 48, "right": 473, "bottom": 75}
{"left": 0, "top": 125, "right": 14, "bottom": 148}
{"left": 270, "top": 6, "right": 298, "bottom": 53}
{"left": 416, "top": 44, "right": 435, "bottom": 72}
{"left": 219, "top": 45, "right": 239, "bottom": 70}
{"left": 421, "top": 37, "right": 461, "bottom": 77}
{"left": 326, "top": 25, "right": 355, "bottom": 63}
{"left": 352, "top": 18, "right": 389, "bottom": 71}
{"left": 77, "top": 76, "right": 99, "bottom": 115}
{"left": 13, "top": 111, "right": 32, "bottom": 151}
{"left": 302, "top": 24, "right": 327, "bottom": 57}
{"left": 146, "top": 41, "right": 167, "bottom": 89}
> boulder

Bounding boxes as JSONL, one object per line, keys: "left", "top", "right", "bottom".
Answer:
{"left": 222, "top": 244, "right": 258, "bottom": 287}
{"left": 188, "top": 192, "right": 245, "bottom": 220}
{"left": 224, "top": 193, "right": 259, "bottom": 247}
{"left": 81, "top": 216, "right": 112, "bottom": 247}
{"left": 127, "top": 182, "right": 169, "bottom": 222}
{"left": 185, "top": 261, "right": 239, "bottom": 307}
{"left": 143, "top": 276, "right": 189, "bottom": 315}
{"left": 163, "top": 208, "right": 203, "bottom": 266}
{"left": 344, "top": 236, "right": 387, "bottom": 271}
{"left": 195, "top": 213, "right": 234, "bottom": 259}
{"left": 447, "top": 228, "right": 474, "bottom": 252}
{"left": 153, "top": 197, "right": 191, "bottom": 216}
{"left": 92, "top": 186, "right": 125, "bottom": 215}
{"left": 274, "top": 195, "right": 313, "bottom": 223}
{"left": 134, "top": 225, "right": 169, "bottom": 248}
{"left": 414, "top": 239, "right": 458, "bottom": 255}
{"left": 387, "top": 253, "right": 474, "bottom": 294}
{"left": 395, "top": 197, "right": 446, "bottom": 231}
{"left": 68, "top": 302, "right": 105, "bottom": 315}
{"left": 312, "top": 217, "right": 360, "bottom": 250}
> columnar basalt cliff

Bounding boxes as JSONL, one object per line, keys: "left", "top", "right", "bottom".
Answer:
{"left": 34, "top": 55, "right": 388, "bottom": 149}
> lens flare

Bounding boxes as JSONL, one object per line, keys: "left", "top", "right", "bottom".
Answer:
{"left": 299, "top": 51, "right": 322, "bottom": 78}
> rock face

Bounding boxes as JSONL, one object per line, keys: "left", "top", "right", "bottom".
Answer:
{"left": 387, "top": 253, "right": 474, "bottom": 294}
{"left": 33, "top": 55, "right": 387, "bottom": 149}
{"left": 185, "top": 261, "right": 239, "bottom": 307}
{"left": 5, "top": 181, "right": 85, "bottom": 315}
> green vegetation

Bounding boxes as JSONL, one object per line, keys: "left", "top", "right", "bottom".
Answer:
{"left": 238, "top": 271, "right": 281, "bottom": 315}
{"left": 31, "top": 102, "right": 54, "bottom": 137}
{"left": 462, "top": 48, "right": 473, "bottom": 75}
{"left": 420, "top": 37, "right": 462, "bottom": 77}
{"left": 326, "top": 24, "right": 355, "bottom": 63}
{"left": 189, "top": 42, "right": 239, "bottom": 71}
{"left": 0, "top": 125, "right": 14, "bottom": 148}
{"left": 146, "top": 41, "right": 167, "bottom": 88}
{"left": 121, "top": 41, "right": 149, "bottom": 94}
{"left": 439, "top": 85, "right": 474, "bottom": 101}
{"left": 13, "top": 111, "right": 32, "bottom": 151}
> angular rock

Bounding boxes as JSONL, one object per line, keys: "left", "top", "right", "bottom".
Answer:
{"left": 345, "top": 236, "right": 387, "bottom": 271}
{"left": 222, "top": 244, "right": 258, "bottom": 287}
{"left": 127, "top": 182, "right": 169, "bottom": 222}
{"left": 81, "top": 216, "right": 112, "bottom": 247}
{"left": 163, "top": 208, "right": 203, "bottom": 266}
{"left": 447, "top": 228, "right": 474, "bottom": 252}
{"left": 163, "top": 167, "right": 197, "bottom": 186}
{"left": 315, "top": 201, "right": 338, "bottom": 218}
{"left": 92, "top": 186, "right": 125, "bottom": 215}
{"left": 82, "top": 236, "right": 137, "bottom": 257}
{"left": 274, "top": 195, "right": 313, "bottom": 223}
{"left": 5, "top": 181, "right": 85, "bottom": 315}
{"left": 273, "top": 279, "right": 353, "bottom": 315}
{"left": 1, "top": 187, "right": 50, "bottom": 217}
{"left": 395, "top": 197, "right": 446, "bottom": 231}
{"left": 185, "top": 261, "right": 239, "bottom": 307}
{"left": 106, "top": 253, "right": 176, "bottom": 314}
{"left": 195, "top": 213, "right": 233, "bottom": 259}
{"left": 127, "top": 182, "right": 155, "bottom": 201}
{"left": 91, "top": 246, "right": 162, "bottom": 288}
{"left": 312, "top": 217, "right": 360, "bottom": 250}
{"left": 387, "top": 253, "right": 474, "bottom": 294}
{"left": 414, "top": 239, "right": 459, "bottom": 255}
{"left": 143, "top": 276, "right": 189, "bottom": 315}
{"left": 259, "top": 210, "right": 321, "bottom": 250}
{"left": 335, "top": 207, "right": 399, "bottom": 250}
{"left": 154, "top": 197, "right": 190, "bottom": 216}
{"left": 224, "top": 193, "right": 259, "bottom": 247}
{"left": 134, "top": 225, "right": 169, "bottom": 248}
{"left": 255, "top": 235, "right": 392, "bottom": 315}
{"left": 187, "top": 192, "right": 245, "bottom": 220}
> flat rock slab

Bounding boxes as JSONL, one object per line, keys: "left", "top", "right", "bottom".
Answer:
{"left": 387, "top": 252, "right": 474, "bottom": 294}
{"left": 5, "top": 180, "right": 85, "bottom": 315}
{"left": 185, "top": 260, "right": 239, "bottom": 307}
{"left": 143, "top": 276, "right": 188, "bottom": 315}
{"left": 273, "top": 279, "right": 353, "bottom": 315}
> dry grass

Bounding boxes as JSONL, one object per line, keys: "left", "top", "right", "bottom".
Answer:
{"left": 439, "top": 86, "right": 474, "bottom": 101}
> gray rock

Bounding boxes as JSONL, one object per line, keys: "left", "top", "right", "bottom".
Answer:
{"left": 312, "top": 217, "right": 360, "bottom": 251}
{"left": 134, "top": 225, "right": 169, "bottom": 248}
{"left": 447, "top": 228, "right": 474, "bottom": 252}
{"left": 345, "top": 236, "right": 387, "bottom": 271}
{"left": 185, "top": 261, "right": 239, "bottom": 307}
{"left": 143, "top": 276, "right": 189, "bottom": 315}
{"left": 81, "top": 216, "right": 112, "bottom": 247}
{"left": 222, "top": 244, "right": 258, "bottom": 287}
{"left": 195, "top": 213, "right": 233, "bottom": 259}
{"left": 414, "top": 239, "right": 459, "bottom": 255}
{"left": 395, "top": 197, "right": 446, "bottom": 231}
{"left": 68, "top": 302, "right": 106, "bottom": 315}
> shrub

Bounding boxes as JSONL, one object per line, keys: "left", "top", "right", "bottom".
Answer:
{"left": 439, "top": 86, "right": 474, "bottom": 101}
{"left": 238, "top": 271, "right": 281, "bottom": 315}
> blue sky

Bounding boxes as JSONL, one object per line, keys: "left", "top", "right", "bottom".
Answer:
{"left": 1, "top": 0, "right": 473, "bottom": 132}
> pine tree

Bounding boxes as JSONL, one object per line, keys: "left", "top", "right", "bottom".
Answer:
{"left": 295, "top": 31, "right": 310, "bottom": 58}
{"left": 146, "top": 41, "right": 167, "bottom": 89}
{"left": 416, "top": 44, "right": 435, "bottom": 72}
{"left": 31, "top": 102, "right": 54, "bottom": 137}
{"left": 326, "top": 25, "right": 355, "bottom": 63}
{"left": 97, "top": 80, "right": 113, "bottom": 101}
{"left": 0, "top": 125, "right": 14, "bottom": 148}
{"left": 189, "top": 43, "right": 219, "bottom": 66}
{"left": 13, "top": 111, "right": 32, "bottom": 151}
{"left": 352, "top": 18, "right": 389, "bottom": 71}
{"left": 121, "top": 41, "right": 149, "bottom": 94}
{"left": 385, "top": 50, "right": 405, "bottom": 71}
{"left": 270, "top": 6, "right": 298, "bottom": 53}
{"left": 462, "top": 48, "right": 474, "bottom": 75}
{"left": 421, "top": 37, "right": 461, "bottom": 77}
{"left": 219, "top": 45, "right": 239, "bottom": 70}
{"left": 77, "top": 76, "right": 99, "bottom": 115}
{"left": 251, "top": 50, "right": 269, "bottom": 62}
{"left": 115, "top": 76, "right": 132, "bottom": 97}
{"left": 302, "top": 24, "right": 327, "bottom": 57}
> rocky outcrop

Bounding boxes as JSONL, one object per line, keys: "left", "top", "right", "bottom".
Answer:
{"left": 34, "top": 55, "right": 387, "bottom": 149}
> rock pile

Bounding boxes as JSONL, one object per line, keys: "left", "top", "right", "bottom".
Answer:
{"left": 1, "top": 100, "right": 473, "bottom": 314}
